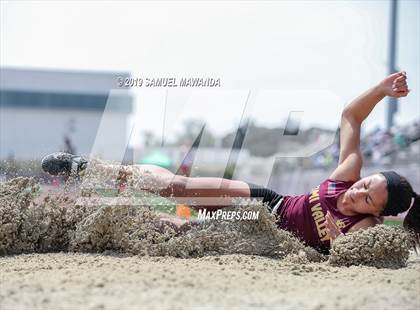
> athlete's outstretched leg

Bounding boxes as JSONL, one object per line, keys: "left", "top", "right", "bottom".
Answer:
{"left": 41, "top": 152, "right": 280, "bottom": 212}
{"left": 41, "top": 152, "right": 251, "bottom": 211}
{"left": 40, "top": 152, "right": 282, "bottom": 235}
{"left": 115, "top": 164, "right": 252, "bottom": 211}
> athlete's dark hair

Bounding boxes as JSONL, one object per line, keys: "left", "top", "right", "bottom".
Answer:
{"left": 379, "top": 172, "right": 414, "bottom": 216}
{"left": 380, "top": 172, "right": 420, "bottom": 250}
{"left": 403, "top": 191, "right": 420, "bottom": 253}
{"left": 403, "top": 191, "right": 420, "bottom": 233}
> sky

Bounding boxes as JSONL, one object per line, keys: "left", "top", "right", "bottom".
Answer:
{"left": 1, "top": 0, "right": 419, "bottom": 145}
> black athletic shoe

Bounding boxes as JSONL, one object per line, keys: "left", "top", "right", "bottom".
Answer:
{"left": 41, "top": 152, "right": 88, "bottom": 176}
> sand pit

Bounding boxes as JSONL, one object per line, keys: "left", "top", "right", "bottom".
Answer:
{"left": 1, "top": 253, "right": 419, "bottom": 310}
{"left": 1, "top": 169, "right": 420, "bottom": 309}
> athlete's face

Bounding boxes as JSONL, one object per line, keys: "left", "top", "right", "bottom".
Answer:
{"left": 342, "top": 174, "right": 388, "bottom": 216}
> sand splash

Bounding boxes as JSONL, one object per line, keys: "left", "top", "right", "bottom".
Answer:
{"left": 0, "top": 160, "right": 415, "bottom": 268}
{"left": 0, "top": 177, "right": 323, "bottom": 261}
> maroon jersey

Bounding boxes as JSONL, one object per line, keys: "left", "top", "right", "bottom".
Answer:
{"left": 277, "top": 179, "right": 369, "bottom": 252}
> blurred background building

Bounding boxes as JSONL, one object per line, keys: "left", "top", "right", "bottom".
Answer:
{"left": 0, "top": 68, "right": 133, "bottom": 160}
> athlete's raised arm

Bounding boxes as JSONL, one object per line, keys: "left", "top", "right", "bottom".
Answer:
{"left": 329, "top": 72, "right": 410, "bottom": 182}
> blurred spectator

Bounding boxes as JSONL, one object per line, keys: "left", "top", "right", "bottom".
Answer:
{"left": 63, "top": 136, "right": 76, "bottom": 155}
{"left": 313, "top": 119, "right": 420, "bottom": 168}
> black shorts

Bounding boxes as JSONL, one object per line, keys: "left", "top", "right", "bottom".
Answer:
{"left": 247, "top": 183, "right": 284, "bottom": 215}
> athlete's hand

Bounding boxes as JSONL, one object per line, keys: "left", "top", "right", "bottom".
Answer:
{"left": 379, "top": 71, "right": 410, "bottom": 98}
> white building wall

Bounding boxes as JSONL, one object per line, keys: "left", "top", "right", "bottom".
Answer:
{"left": 0, "top": 106, "right": 129, "bottom": 160}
